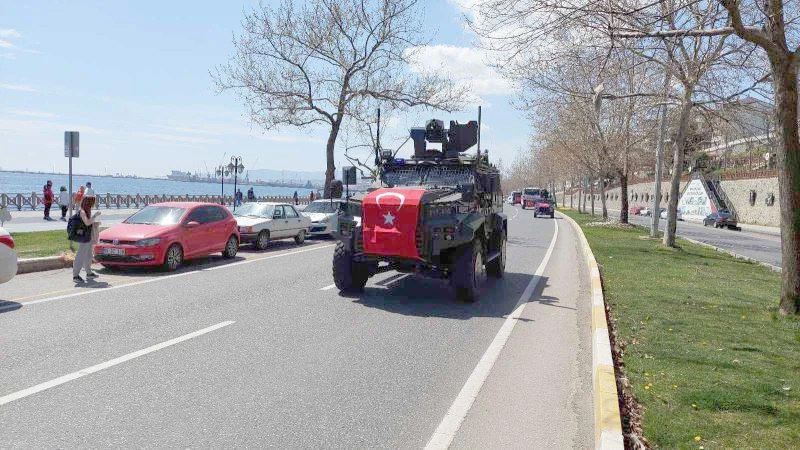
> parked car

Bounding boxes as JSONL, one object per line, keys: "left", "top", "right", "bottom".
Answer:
{"left": 301, "top": 199, "right": 345, "bottom": 236}
{"left": 629, "top": 206, "right": 643, "bottom": 215}
{"left": 95, "top": 202, "right": 240, "bottom": 271}
{"left": 659, "top": 208, "right": 683, "bottom": 221}
{"left": 234, "top": 202, "right": 311, "bottom": 249}
{"left": 639, "top": 206, "right": 652, "bottom": 216}
{"left": 703, "top": 210, "right": 738, "bottom": 229}
{"left": 0, "top": 226, "right": 17, "bottom": 284}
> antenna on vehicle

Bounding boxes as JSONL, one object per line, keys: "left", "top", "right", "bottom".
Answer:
{"left": 374, "top": 107, "right": 381, "bottom": 166}
{"left": 477, "top": 105, "right": 482, "bottom": 159}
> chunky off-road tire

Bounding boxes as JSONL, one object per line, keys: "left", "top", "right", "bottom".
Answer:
{"left": 255, "top": 230, "right": 270, "bottom": 250}
{"left": 486, "top": 230, "right": 506, "bottom": 278}
{"left": 332, "top": 241, "right": 369, "bottom": 292}
{"left": 163, "top": 244, "right": 183, "bottom": 272}
{"left": 294, "top": 229, "right": 306, "bottom": 245}
{"left": 451, "top": 239, "right": 486, "bottom": 303}
{"left": 222, "top": 235, "right": 239, "bottom": 258}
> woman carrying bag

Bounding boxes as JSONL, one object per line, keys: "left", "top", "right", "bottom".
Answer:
{"left": 70, "top": 194, "right": 101, "bottom": 283}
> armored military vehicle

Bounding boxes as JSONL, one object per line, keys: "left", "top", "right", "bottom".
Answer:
{"left": 332, "top": 117, "right": 506, "bottom": 302}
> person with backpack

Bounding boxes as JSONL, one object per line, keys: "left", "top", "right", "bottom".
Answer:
{"left": 42, "top": 180, "right": 54, "bottom": 221}
{"left": 70, "top": 194, "right": 101, "bottom": 283}
{"left": 57, "top": 186, "right": 69, "bottom": 221}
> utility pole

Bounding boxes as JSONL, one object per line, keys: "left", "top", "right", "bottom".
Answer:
{"left": 651, "top": 73, "right": 671, "bottom": 238}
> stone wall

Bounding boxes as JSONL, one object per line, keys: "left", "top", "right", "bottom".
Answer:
{"left": 559, "top": 176, "right": 780, "bottom": 227}
{"left": 719, "top": 177, "right": 780, "bottom": 226}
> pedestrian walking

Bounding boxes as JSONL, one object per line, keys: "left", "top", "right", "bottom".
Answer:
{"left": 42, "top": 180, "right": 54, "bottom": 221}
{"left": 84, "top": 181, "right": 95, "bottom": 200}
{"left": 71, "top": 193, "right": 101, "bottom": 283}
{"left": 293, "top": 190, "right": 299, "bottom": 205}
{"left": 309, "top": 191, "right": 315, "bottom": 203}
{"left": 74, "top": 185, "right": 86, "bottom": 205}
{"left": 247, "top": 187, "right": 255, "bottom": 202}
{"left": 58, "top": 186, "right": 69, "bottom": 221}
{"left": 235, "top": 189, "right": 243, "bottom": 207}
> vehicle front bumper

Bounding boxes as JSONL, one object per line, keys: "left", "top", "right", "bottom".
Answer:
{"left": 93, "top": 243, "right": 164, "bottom": 266}
{"left": 308, "top": 222, "right": 331, "bottom": 235}
{"left": 239, "top": 232, "right": 259, "bottom": 244}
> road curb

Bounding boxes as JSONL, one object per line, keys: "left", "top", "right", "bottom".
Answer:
{"left": 557, "top": 211, "right": 624, "bottom": 450}
{"left": 680, "top": 236, "right": 782, "bottom": 273}
{"left": 16, "top": 255, "right": 72, "bottom": 274}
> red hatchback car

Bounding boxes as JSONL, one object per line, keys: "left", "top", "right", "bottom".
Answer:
{"left": 95, "top": 202, "right": 240, "bottom": 271}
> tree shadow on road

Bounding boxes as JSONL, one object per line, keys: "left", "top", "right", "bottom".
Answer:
{"left": 344, "top": 272, "right": 559, "bottom": 320}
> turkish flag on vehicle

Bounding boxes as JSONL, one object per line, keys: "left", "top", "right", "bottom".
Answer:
{"left": 362, "top": 188, "right": 425, "bottom": 259}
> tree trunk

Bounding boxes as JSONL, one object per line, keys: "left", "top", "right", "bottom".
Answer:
{"left": 771, "top": 59, "right": 800, "bottom": 315}
{"left": 590, "top": 179, "right": 595, "bottom": 215}
{"left": 323, "top": 120, "right": 342, "bottom": 198}
{"left": 600, "top": 177, "right": 608, "bottom": 220}
{"left": 663, "top": 90, "right": 694, "bottom": 247}
{"left": 619, "top": 169, "right": 629, "bottom": 224}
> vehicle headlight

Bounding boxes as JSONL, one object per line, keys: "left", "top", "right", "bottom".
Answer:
{"left": 135, "top": 238, "right": 161, "bottom": 247}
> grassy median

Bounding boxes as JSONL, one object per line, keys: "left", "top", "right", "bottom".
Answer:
{"left": 561, "top": 209, "right": 799, "bottom": 449}
{"left": 10, "top": 230, "right": 74, "bottom": 259}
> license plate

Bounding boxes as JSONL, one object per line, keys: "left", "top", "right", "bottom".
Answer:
{"left": 103, "top": 247, "right": 125, "bottom": 256}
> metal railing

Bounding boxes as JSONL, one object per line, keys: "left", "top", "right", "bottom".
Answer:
{"left": 0, "top": 193, "right": 312, "bottom": 211}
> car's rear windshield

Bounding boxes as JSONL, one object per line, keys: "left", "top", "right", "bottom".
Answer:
{"left": 524, "top": 189, "right": 540, "bottom": 196}
{"left": 303, "top": 201, "right": 341, "bottom": 213}
{"left": 125, "top": 206, "right": 186, "bottom": 225}
{"left": 233, "top": 203, "right": 275, "bottom": 218}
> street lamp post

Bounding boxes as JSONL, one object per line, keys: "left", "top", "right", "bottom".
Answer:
{"left": 215, "top": 164, "right": 232, "bottom": 205}
{"left": 228, "top": 156, "right": 245, "bottom": 211}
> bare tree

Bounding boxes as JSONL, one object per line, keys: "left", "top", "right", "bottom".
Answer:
{"left": 214, "top": 0, "right": 466, "bottom": 197}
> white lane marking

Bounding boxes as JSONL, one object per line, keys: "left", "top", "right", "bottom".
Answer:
{"left": 320, "top": 283, "right": 337, "bottom": 291}
{"left": 13, "top": 244, "right": 335, "bottom": 311}
{"left": 0, "top": 321, "right": 235, "bottom": 406}
{"left": 425, "top": 218, "right": 560, "bottom": 450}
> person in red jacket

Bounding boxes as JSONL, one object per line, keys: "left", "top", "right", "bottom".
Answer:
{"left": 42, "top": 180, "right": 54, "bottom": 221}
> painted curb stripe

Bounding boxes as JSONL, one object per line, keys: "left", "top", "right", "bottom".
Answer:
{"left": 557, "top": 211, "right": 624, "bottom": 450}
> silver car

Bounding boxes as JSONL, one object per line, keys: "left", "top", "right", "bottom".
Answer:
{"left": 301, "top": 199, "right": 345, "bottom": 236}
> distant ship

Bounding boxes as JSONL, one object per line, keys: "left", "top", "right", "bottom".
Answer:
{"left": 166, "top": 170, "right": 319, "bottom": 189}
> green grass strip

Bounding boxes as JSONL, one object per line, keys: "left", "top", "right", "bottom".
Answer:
{"left": 10, "top": 230, "right": 74, "bottom": 259}
{"left": 561, "top": 209, "right": 799, "bottom": 449}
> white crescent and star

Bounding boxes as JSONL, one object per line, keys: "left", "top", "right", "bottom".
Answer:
{"left": 375, "top": 192, "right": 406, "bottom": 227}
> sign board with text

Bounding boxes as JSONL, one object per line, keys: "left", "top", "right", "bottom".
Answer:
{"left": 64, "top": 131, "right": 79, "bottom": 157}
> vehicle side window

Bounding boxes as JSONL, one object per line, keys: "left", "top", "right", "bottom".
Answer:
{"left": 186, "top": 208, "right": 209, "bottom": 224}
{"left": 208, "top": 206, "right": 228, "bottom": 222}
{"left": 273, "top": 207, "right": 285, "bottom": 219}
{"left": 284, "top": 205, "right": 299, "bottom": 218}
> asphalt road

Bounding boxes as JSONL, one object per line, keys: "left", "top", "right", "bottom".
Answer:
{"left": 602, "top": 209, "right": 782, "bottom": 268}
{"left": 0, "top": 205, "right": 592, "bottom": 448}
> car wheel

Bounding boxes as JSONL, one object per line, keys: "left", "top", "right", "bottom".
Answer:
{"left": 332, "top": 241, "right": 368, "bottom": 292}
{"left": 486, "top": 230, "right": 506, "bottom": 278}
{"left": 162, "top": 244, "right": 183, "bottom": 271}
{"left": 222, "top": 235, "right": 239, "bottom": 258}
{"left": 255, "top": 230, "right": 270, "bottom": 250}
{"left": 294, "top": 229, "right": 306, "bottom": 245}
{"left": 451, "top": 239, "right": 485, "bottom": 303}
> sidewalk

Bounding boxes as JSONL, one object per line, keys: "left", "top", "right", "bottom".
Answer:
{"left": 1, "top": 208, "right": 139, "bottom": 233}
{"left": 605, "top": 208, "right": 780, "bottom": 237}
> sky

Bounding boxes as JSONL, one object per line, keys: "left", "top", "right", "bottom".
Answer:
{"left": 0, "top": 0, "right": 528, "bottom": 179}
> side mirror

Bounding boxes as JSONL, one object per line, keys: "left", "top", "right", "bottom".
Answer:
{"left": 185, "top": 221, "right": 200, "bottom": 228}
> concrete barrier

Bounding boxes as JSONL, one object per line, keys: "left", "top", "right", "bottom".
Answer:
{"left": 16, "top": 255, "right": 72, "bottom": 274}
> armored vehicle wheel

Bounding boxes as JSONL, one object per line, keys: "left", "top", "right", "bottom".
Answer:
{"left": 486, "top": 230, "right": 506, "bottom": 278}
{"left": 451, "top": 239, "right": 486, "bottom": 302}
{"left": 332, "top": 241, "right": 369, "bottom": 292}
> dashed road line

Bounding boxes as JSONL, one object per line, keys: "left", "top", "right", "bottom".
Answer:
{"left": 320, "top": 283, "right": 337, "bottom": 291}
{"left": 0, "top": 321, "right": 235, "bottom": 406}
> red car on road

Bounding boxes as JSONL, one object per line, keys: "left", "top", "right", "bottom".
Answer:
{"left": 94, "top": 202, "right": 240, "bottom": 271}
